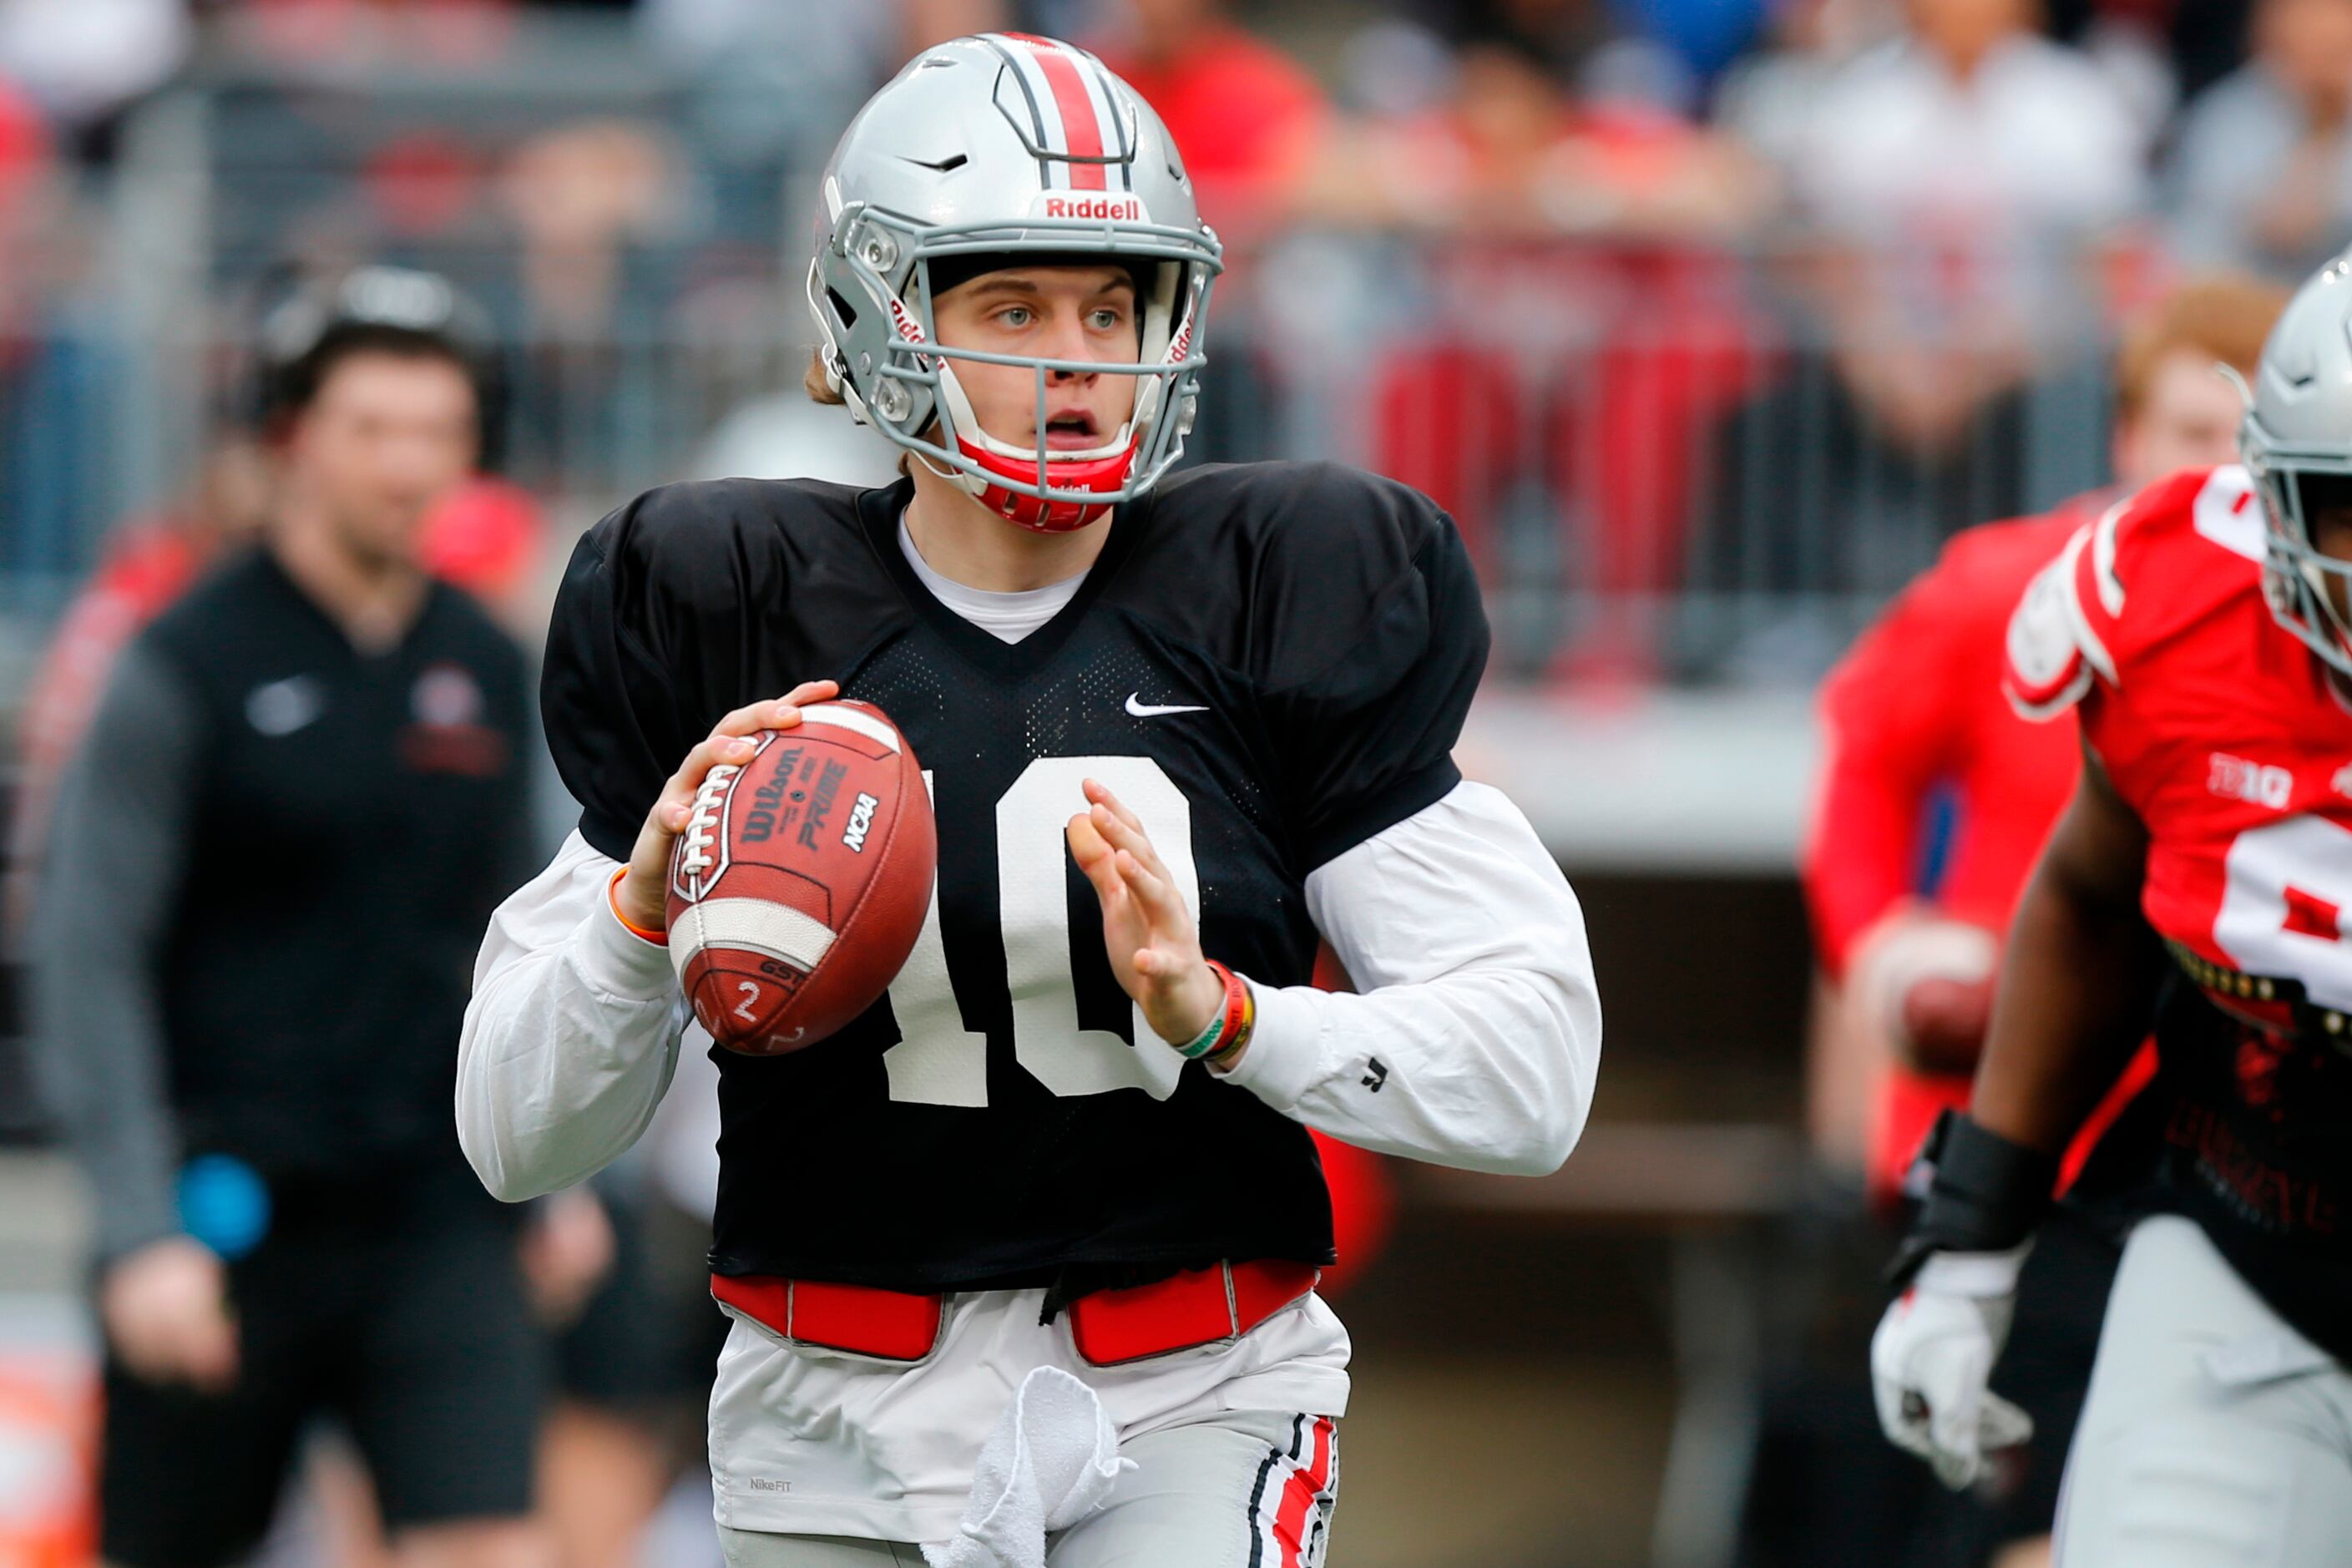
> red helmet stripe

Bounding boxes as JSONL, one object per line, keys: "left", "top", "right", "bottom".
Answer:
{"left": 1020, "top": 38, "right": 1109, "bottom": 191}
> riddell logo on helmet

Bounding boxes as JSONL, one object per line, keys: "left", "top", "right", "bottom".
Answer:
{"left": 1032, "top": 194, "right": 1148, "bottom": 223}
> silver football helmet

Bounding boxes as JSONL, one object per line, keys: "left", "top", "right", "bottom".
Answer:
{"left": 805, "top": 33, "right": 1222, "bottom": 532}
{"left": 2244, "top": 252, "right": 2352, "bottom": 675}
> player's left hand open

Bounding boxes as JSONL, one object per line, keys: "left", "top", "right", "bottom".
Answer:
{"left": 1068, "top": 778, "right": 1224, "bottom": 1048}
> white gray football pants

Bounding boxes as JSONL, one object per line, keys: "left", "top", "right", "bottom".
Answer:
{"left": 717, "top": 1409, "right": 1337, "bottom": 1568}
{"left": 2055, "top": 1214, "right": 2352, "bottom": 1565}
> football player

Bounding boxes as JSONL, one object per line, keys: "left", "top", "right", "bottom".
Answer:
{"left": 456, "top": 33, "right": 1601, "bottom": 1568}
{"left": 1871, "top": 252, "right": 2352, "bottom": 1560}
{"left": 1808, "top": 275, "right": 2282, "bottom": 1565}
{"left": 1814, "top": 275, "right": 2283, "bottom": 1201}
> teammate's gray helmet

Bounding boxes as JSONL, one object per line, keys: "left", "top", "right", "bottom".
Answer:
{"left": 2244, "top": 251, "right": 2352, "bottom": 675}
{"left": 805, "top": 33, "right": 1222, "bottom": 530}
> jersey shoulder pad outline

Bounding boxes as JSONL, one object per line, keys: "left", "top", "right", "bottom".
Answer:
{"left": 599, "top": 475, "right": 862, "bottom": 562}
{"left": 2002, "top": 466, "right": 2254, "bottom": 722}
{"left": 1151, "top": 459, "right": 1449, "bottom": 572}
{"left": 2003, "top": 518, "right": 2101, "bottom": 721}
{"left": 1135, "top": 458, "right": 1470, "bottom": 690}
{"left": 2092, "top": 464, "right": 2266, "bottom": 668}
{"left": 579, "top": 478, "right": 873, "bottom": 639}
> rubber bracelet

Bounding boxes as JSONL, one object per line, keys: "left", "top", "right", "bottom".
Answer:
{"left": 1202, "top": 969, "right": 1256, "bottom": 1070}
{"left": 1177, "top": 960, "right": 1249, "bottom": 1060}
{"left": 608, "top": 867, "right": 669, "bottom": 946}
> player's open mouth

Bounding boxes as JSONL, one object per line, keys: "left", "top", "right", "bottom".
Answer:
{"left": 1043, "top": 412, "right": 1101, "bottom": 451}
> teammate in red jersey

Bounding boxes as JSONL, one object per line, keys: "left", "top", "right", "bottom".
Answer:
{"left": 1806, "top": 276, "right": 2280, "bottom": 1567}
{"left": 1873, "top": 254, "right": 2352, "bottom": 1560}
{"left": 1809, "top": 276, "right": 2284, "bottom": 1211}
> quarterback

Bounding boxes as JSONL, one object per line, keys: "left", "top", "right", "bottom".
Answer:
{"left": 1872, "top": 252, "right": 2352, "bottom": 1560}
{"left": 456, "top": 33, "right": 1600, "bottom": 1567}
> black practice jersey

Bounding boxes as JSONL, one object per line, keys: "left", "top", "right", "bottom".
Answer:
{"left": 543, "top": 463, "right": 1486, "bottom": 1298}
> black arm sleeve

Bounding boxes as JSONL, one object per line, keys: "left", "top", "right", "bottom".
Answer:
{"left": 25, "top": 639, "right": 201, "bottom": 1261}
{"left": 1260, "top": 470, "right": 1490, "bottom": 871}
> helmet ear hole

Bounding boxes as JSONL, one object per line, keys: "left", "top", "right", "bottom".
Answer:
{"left": 827, "top": 288, "right": 861, "bottom": 331}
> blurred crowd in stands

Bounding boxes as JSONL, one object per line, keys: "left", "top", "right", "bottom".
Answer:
{"left": 0, "top": 0, "right": 2345, "bottom": 683}
{"left": 0, "top": 4, "right": 2327, "bottom": 1560}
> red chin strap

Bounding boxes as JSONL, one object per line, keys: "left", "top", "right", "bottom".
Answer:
{"left": 959, "top": 430, "right": 1142, "bottom": 534}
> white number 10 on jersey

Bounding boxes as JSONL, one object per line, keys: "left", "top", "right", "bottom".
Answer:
{"left": 879, "top": 756, "right": 1199, "bottom": 1107}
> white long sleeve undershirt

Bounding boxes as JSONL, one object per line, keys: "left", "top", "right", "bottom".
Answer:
{"left": 1224, "top": 779, "right": 1601, "bottom": 1175}
{"left": 456, "top": 779, "right": 1599, "bottom": 1201}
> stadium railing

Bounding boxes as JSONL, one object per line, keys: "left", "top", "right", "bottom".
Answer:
{"left": 0, "top": 27, "right": 2130, "bottom": 702}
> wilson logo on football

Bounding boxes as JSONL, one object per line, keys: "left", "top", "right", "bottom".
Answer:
{"left": 737, "top": 747, "right": 805, "bottom": 846}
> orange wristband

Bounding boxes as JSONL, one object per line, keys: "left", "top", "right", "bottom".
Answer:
{"left": 608, "top": 867, "right": 668, "bottom": 945}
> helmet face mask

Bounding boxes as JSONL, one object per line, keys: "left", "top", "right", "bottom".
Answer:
{"left": 2250, "top": 441, "right": 2352, "bottom": 677}
{"left": 2240, "top": 253, "right": 2352, "bottom": 677}
{"left": 806, "top": 35, "right": 1222, "bottom": 532}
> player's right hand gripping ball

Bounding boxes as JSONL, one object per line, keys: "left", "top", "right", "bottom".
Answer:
{"left": 667, "top": 700, "right": 935, "bottom": 1055}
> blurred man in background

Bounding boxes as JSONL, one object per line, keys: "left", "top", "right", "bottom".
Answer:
{"left": 24, "top": 265, "right": 549, "bottom": 1568}
{"left": 1788, "top": 0, "right": 2149, "bottom": 427}
{"left": 2168, "top": 0, "right": 2352, "bottom": 279}
{"left": 1792, "top": 271, "right": 2284, "bottom": 1567}
{"left": 1, "top": 266, "right": 580, "bottom": 1565}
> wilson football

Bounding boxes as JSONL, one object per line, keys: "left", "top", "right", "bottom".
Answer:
{"left": 666, "top": 700, "right": 934, "bottom": 1055}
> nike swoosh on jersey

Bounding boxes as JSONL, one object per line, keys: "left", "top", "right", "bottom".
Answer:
{"left": 1125, "top": 693, "right": 1208, "bottom": 717}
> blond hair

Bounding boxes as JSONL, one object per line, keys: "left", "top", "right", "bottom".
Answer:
{"left": 806, "top": 346, "right": 913, "bottom": 475}
{"left": 805, "top": 346, "right": 847, "bottom": 406}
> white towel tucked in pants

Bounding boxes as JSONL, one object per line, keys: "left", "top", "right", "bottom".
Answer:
{"left": 718, "top": 1407, "right": 1339, "bottom": 1568}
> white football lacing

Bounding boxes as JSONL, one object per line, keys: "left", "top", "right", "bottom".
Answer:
{"left": 678, "top": 763, "right": 740, "bottom": 879}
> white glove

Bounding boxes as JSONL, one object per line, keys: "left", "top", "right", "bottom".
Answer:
{"left": 1870, "top": 1244, "right": 2035, "bottom": 1490}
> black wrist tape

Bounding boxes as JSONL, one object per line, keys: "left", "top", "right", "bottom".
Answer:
{"left": 1885, "top": 1110, "right": 2057, "bottom": 1291}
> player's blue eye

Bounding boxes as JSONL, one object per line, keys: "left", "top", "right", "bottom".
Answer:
{"left": 997, "top": 306, "right": 1033, "bottom": 328}
{"left": 1089, "top": 309, "right": 1123, "bottom": 331}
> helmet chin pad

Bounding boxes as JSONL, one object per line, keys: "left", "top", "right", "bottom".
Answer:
{"left": 931, "top": 358, "right": 1143, "bottom": 533}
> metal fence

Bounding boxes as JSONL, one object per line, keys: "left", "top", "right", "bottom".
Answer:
{"left": 0, "top": 22, "right": 2129, "bottom": 692}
